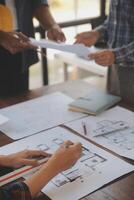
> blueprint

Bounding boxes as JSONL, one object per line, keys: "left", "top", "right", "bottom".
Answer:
{"left": 0, "top": 127, "right": 133, "bottom": 200}
{"left": 64, "top": 106, "right": 134, "bottom": 160}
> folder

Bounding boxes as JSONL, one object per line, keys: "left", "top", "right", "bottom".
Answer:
{"left": 69, "top": 89, "right": 121, "bottom": 115}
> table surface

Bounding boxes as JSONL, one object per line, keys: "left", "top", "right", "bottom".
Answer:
{"left": 0, "top": 80, "right": 133, "bottom": 200}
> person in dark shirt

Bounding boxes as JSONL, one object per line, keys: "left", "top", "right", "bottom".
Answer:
{"left": 0, "top": 0, "right": 65, "bottom": 96}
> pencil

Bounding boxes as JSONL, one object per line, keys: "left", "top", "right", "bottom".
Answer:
{"left": 82, "top": 122, "right": 87, "bottom": 136}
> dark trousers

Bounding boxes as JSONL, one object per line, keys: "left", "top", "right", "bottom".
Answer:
{"left": 0, "top": 47, "right": 29, "bottom": 97}
{"left": 107, "top": 64, "right": 134, "bottom": 105}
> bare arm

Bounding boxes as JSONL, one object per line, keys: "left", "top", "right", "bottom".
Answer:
{"left": 25, "top": 141, "right": 82, "bottom": 197}
{"left": 34, "top": 5, "right": 66, "bottom": 42}
{"left": 34, "top": 4, "right": 56, "bottom": 31}
{"left": 0, "top": 141, "right": 82, "bottom": 198}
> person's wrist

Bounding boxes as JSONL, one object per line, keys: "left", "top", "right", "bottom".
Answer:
{"left": 93, "top": 27, "right": 102, "bottom": 38}
{"left": 47, "top": 23, "right": 59, "bottom": 31}
{"left": 44, "top": 157, "right": 61, "bottom": 175}
{"left": 0, "top": 155, "right": 8, "bottom": 166}
{"left": 93, "top": 30, "right": 100, "bottom": 40}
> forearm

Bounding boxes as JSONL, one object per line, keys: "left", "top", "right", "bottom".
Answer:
{"left": 34, "top": 5, "right": 57, "bottom": 30}
{"left": 113, "top": 41, "right": 134, "bottom": 65}
{"left": 24, "top": 161, "right": 59, "bottom": 198}
{"left": 0, "top": 155, "right": 7, "bottom": 166}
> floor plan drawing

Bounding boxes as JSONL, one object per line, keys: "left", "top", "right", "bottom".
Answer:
{"left": 49, "top": 146, "right": 107, "bottom": 188}
{"left": 24, "top": 137, "right": 107, "bottom": 187}
{"left": 93, "top": 120, "right": 129, "bottom": 136}
{"left": 0, "top": 126, "right": 133, "bottom": 200}
{"left": 64, "top": 106, "right": 134, "bottom": 160}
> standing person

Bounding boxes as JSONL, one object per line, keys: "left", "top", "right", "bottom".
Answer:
{"left": 0, "top": 0, "right": 65, "bottom": 96}
{"left": 75, "top": 0, "right": 134, "bottom": 104}
{"left": 0, "top": 141, "right": 82, "bottom": 200}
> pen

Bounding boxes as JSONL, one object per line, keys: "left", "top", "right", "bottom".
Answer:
{"left": 82, "top": 122, "right": 87, "bottom": 136}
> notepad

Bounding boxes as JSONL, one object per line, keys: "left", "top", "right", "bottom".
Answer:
{"left": 69, "top": 89, "right": 121, "bottom": 115}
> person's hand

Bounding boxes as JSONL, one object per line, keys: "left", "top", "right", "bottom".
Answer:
{"left": 0, "top": 31, "right": 36, "bottom": 54}
{"left": 89, "top": 49, "right": 115, "bottom": 66}
{"left": 0, "top": 150, "right": 50, "bottom": 168}
{"left": 24, "top": 141, "right": 82, "bottom": 197}
{"left": 47, "top": 24, "right": 66, "bottom": 42}
{"left": 47, "top": 140, "right": 82, "bottom": 174}
{"left": 75, "top": 30, "right": 100, "bottom": 47}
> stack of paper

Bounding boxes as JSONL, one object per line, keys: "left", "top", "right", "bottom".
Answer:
{"left": 30, "top": 38, "right": 93, "bottom": 59}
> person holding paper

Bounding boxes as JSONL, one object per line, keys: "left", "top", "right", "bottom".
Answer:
{"left": 0, "top": 141, "right": 82, "bottom": 200}
{"left": 75, "top": 0, "right": 134, "bottom": 104}
{"left": 0, "top": 0, "right": 65, "bottom": 96}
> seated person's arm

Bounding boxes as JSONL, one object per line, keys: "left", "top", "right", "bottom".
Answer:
{"left": 0, "top": 141, "right": 82, "bottom": 199}
{"left": 0, "top": 149, "right": 49, "bottom": 200}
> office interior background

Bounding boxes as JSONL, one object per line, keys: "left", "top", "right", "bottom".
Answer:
{"left": 30, "top": 0, "right": 110, "bottom": 89}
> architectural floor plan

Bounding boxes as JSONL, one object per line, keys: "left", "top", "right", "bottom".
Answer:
{"left": 64, "top": 106, "right": 134, "bottom": 160}
{"left": 0, "top": 126, "right": 133, "bottom": 200}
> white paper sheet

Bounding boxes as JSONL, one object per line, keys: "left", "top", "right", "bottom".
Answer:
{"left": 0, "top": 127, "right": 133, "bottom": 200}
{"left": 30, "top": 38, "right": 95, "bottom": 59}
{"left": 0, "top": 92, "right": 86, "bottom": 140}
{"left": 64, "top": 106, "right": 134, "bottom": 160}
{"left": 0, "top": 114, "right": 9, "bottom": 126}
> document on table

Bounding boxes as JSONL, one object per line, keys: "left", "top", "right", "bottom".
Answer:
{"left": 0, "top": 92, "right": 86, "bottom": 140}
{"left": 0, "top": 114, "right": 9, "bottom": 125}
{"left": 30, "top": 38, "right": 95, "bottom": 59}
{"left": 64, "top": 106, "right": 134, "bottom": 160}
{"left": 0, "top": 127, "right": 133, "bottom": 200}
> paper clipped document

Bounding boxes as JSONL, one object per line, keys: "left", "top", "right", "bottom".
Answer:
{"left": 64, "top": 106, "right": 134, "bottom": 160}
{"left": 30, "top": 38, "right": 93, "bottom": 59}
{"left": 0, "top": 127, "right": 133, "bottom": 200}
{"left": 0, "top": 92, "right": 86, "bottom": 140}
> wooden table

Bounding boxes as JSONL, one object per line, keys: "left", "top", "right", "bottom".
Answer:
{"left": 0, "top": 80, "right": 133, "bottom": 200}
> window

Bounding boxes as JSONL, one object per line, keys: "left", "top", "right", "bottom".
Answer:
{"left": 30, "top": 0, "right": 109, "bottom": 89}
{"left": 50, "top": 0, "right": 101, "bottom": 22}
